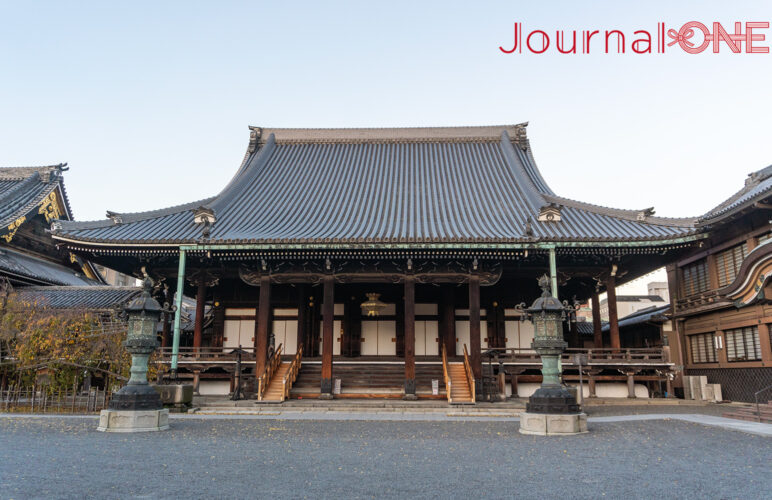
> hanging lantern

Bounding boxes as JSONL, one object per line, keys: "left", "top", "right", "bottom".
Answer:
{"left": 360, "top": 293, "right": 387, "bottom": 317}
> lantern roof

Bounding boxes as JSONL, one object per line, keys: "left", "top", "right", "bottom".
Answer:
{"left": 124, "top": 278, "right": 162, "bottom": 314}
{"left": 526, "top": 275, "right": 566, "bottom": 312}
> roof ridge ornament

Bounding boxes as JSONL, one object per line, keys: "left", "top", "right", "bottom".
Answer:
{"left": 636, "top": 207, "right": 655, "bottom": 221}
{"left": 248, "top": 127, "right": 262, "bottom": 153}
{"left": 193, "top": 206, "right": 216, "bottom": 239}
{"left": 106, "top": 211, "right": 123, "bottom": 225}
{"left": 525, "top": 216, "right": 534, "bottom": 236}
{"left": 512, "top": 123, "right": 530, "bottom": 151}
{"left": 538, "top": 203, "right": 562, "bottom": 222}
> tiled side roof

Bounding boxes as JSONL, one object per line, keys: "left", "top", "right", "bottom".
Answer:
{"left": 13, "top": 286, "right": 141, "bottom": 310}
{"left": 0, "top": 247, "right": 97, "bottom": 286}
{"left": 576, "top": 320, "right": 605, "bottom": 336}
{"left": 602, "top": 304, "right": 670, "bottom": 331}
{"left": 612, "top": 295, "right": 666, "bottom": 303}
{"left": 53, "top": 126, "right": 697, "bottom": 246}
{"left": 0, "top": 164, "right": 72, "bottom": 231}
{"left": 698, "top": 165, "right": 772, "bottom": 225}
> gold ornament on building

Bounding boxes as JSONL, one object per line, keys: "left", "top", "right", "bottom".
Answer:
{"left": 360, "top": 293, "right": 387, "bottom": 317}
{"left": 38, "top": 191, "right": 63, "bottom": 223}
{"left": 2, "top": 216, "right": 26, "bottom": 243}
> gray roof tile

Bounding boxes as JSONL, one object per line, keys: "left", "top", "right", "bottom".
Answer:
{"left": 53, "top": 126, "right": 697, "bottom": 246}
{"left": 13, "top": 285, "right": 141, "bottom": 310}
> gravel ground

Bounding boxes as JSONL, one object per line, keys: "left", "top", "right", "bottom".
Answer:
{"left": 0, "top": 417, "right": 769, "bottom": 499}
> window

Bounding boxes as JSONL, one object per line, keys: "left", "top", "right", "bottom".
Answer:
{"left": 689, "top": 333, "right": 717, "bottom": 364}
{"left": 715, "top": 243, "right": 749, "bottom": 287}
{"left": 682, "top": 259, "right": 709, "bottom": 296}
{"left": 725, "top": 326, "right": 761, "bottom": 362}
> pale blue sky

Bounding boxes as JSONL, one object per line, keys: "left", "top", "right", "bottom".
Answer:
{"left": 1, "top": 0, "right": 770, "bottom": 233}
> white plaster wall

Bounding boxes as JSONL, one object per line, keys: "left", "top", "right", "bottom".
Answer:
{"left": 198, "top": 380, "right": 231, "bottom": 396}
{"left": 506, "top": 382, "right": 649, "bottom": 398}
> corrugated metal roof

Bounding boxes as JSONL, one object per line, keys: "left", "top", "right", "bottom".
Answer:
{"left": 0, "top": 247, "right": 99, "bottom": 286}
{"left": 53, "top": 126, "right": 697, "bottom": 246}
{"left": 13, "top": 286, "right": 141, "bottom": 310}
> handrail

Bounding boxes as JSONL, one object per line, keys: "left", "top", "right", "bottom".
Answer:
{"left": 257, "top": 343, "right": 283, "bottom": 401}
{"left": 754, "top": 383, "right": 772, "bottom": 422}
{"left": 462, "top": 344, "right": 476, "bottom": 402}
{"left": 481, "top": 347, "right": 668, "bottom": 364}
{"left": 441, "top": 344, "right": 452, "bottom": 404}
{"left": 282, "top": 345, "right": 303, "bottom": 401}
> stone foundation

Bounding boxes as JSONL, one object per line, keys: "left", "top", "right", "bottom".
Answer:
{"left": 519, "top": 412, "right": 588, "bottom": 436}
{"left": 97, "top": 409, "right": 170, "bottom": 433}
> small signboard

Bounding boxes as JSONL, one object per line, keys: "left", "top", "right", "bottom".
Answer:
{"left": 333, "top": 378, "right": 342, "bottom": 395}
{"left": 432, "top": 379, "right": 439, "bottom": 395}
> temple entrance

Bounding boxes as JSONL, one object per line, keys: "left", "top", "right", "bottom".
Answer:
{"left": 272, "top": 308, "right": 298, "bottom": 355}
{"left": 360, "top": 320, "right": 397, "bottom": 355}
{"left": 223, "top": 308, "right": 255, "bottom": 349}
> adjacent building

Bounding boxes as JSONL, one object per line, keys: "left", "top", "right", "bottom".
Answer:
{"left": 668, "top": 166, "right": 772, "bottom": 402}
{"left": 598, "top": 294, "right": 666, "bottom": 322}
{"left": 0, "top": 164, "right": 102, "bottom": 287}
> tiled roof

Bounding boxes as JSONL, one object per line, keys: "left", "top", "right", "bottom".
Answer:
{"left": 53, "top": 125, "right": 698, "bottom": 247}
{"left": 13, "top": 286, "right": 141, "bottom": 310}
{"left": 575, "top": 320, "right": 605, "bottom": 336}
{"left": 15, "top": 285, "right": 142, "bottom": 310}
{"left": 698, "top": 165, "right": 772, "bottom": 225}
{"left": 0, "top": 164, "right": 72, "bottom": 232}
{"left": 602, "top": 304, "right": 670, "bottom": 331}
{"left": 0, "top": 247, "right": 97, "bottom": 286}
{"left": 612, "top": 295, "right": 666, "bottom": 303}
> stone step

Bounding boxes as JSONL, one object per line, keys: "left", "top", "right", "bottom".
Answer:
{"left": 190, "top": 406, "right": 524, "bottom": 415}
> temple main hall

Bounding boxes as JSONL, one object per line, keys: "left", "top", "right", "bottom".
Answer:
{"left": 51, "top": 124, "right": 702, "bottom": 402}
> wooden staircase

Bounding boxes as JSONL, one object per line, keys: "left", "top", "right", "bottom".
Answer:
{"left": 722, "top": 402, "right": 772, "bottom": 424}
{"left": 442, "top": 344, "right": 475, "bottom": 404}
{"left": 257, "top": 345, "right": 303, "bottom": 403}
{"left": 260, "top": 363, "right": 291, "bottom": 402}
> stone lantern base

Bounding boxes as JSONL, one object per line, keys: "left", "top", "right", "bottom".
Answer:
{"left": 97, "top": 408, "right": 170, "bottom": 432}
{"left": 519, "top": 412, "right": 588, "bottom": 436}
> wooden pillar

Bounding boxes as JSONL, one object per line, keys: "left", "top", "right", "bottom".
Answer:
{"left": 344, "top": 294, "right": 362, "bottom": 357}
{"left": 591, "top": 293, "right": 603, "bottom": 348}
{"left": 320, "top": 275, "right": 334, "bottom": 397}
{"left": 439, "top": 287, "right": 456, "bottom": 356}
{"left": 469, "top": 276, "right": 482, "bottom": 385}
{"left": 568, "top": 319, "right": 579, "bottom": 348}
{"left": 212, "top": 300, "right": 225, "bottom": 348}
{"left": 588, "top": 374, "right": 597, "bottom": 398}
{"left": 404, "top": 276, "right": 416, "bottom": 398}
{"left": 193, "top": 278, "right": 206, "bottom": 354}
{"left": 296, "top": 285, "right": 308, "bottom": 354}
{"left": 254, "top": 276, "right": 271, "bottom": 378}
{"left": 607, "top": 275, "right": 621, "bottom": 349}
{"left": 510, "top": 372, "right": 519, "bottom": 397}
{"left": 161, "top": 311, "right": 170, "bottom": 349}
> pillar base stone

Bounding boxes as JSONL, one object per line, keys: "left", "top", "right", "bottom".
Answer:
{"left": 518, "top": 412, "right": 588, "bottom": 436}
{"left": 97, "top": 409, "right": 169, "bottom": 433}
